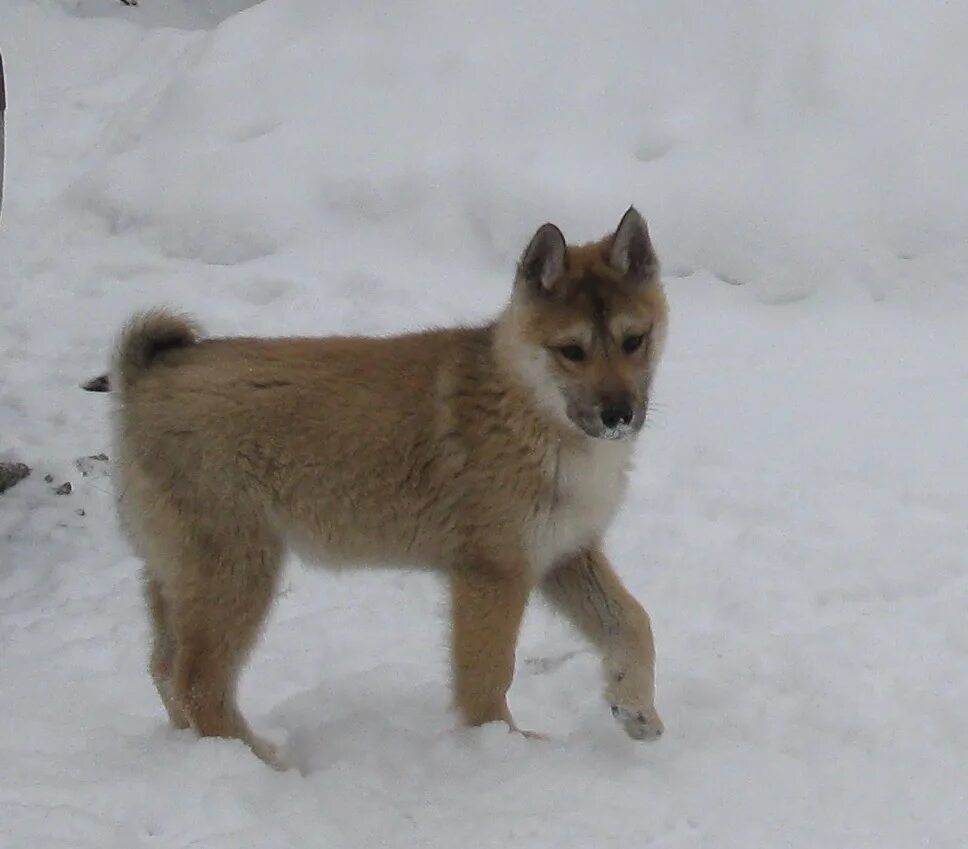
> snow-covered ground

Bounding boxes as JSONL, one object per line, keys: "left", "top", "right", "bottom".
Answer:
{"left": 1, "top": 1, "right": 966, "bottom": 846}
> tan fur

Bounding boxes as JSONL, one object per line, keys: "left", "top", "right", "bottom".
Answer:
{"left": 111, "top": 209, "right": 669, "bottom": 765}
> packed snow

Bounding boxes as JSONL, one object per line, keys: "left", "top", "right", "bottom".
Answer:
{"left": 1, "top": 1, "right": 966, "bottom": 847}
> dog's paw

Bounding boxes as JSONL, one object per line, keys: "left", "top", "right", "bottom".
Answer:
{"left": 610, "top": 704, "right": 664, "bottom": 741}
{"left": 249, "top": 735, "right": 288, "bottom": 771}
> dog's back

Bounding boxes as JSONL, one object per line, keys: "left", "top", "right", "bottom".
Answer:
{"left": 115, "top": 316, "right": 543, "bottom": 570}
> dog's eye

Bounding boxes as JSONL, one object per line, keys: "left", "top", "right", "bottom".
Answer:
{"left": 556, "top": 344, "right": 586, "bottom": 362}
{"left": 622, "top": 334, "right": 646, "bottom": 355}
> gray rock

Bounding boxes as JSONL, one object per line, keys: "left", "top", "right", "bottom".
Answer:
{"left": 0, "top": 462, "right": 30, "bottom": 494}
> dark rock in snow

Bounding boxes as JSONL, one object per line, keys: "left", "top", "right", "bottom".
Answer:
{"left": 82, "top": 374, "right": 110, "bottom": 392}
{"left": 0, "top": 462, "right": 30, "bottom": 494}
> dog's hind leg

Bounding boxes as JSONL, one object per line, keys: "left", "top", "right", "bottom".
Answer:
{"left": 144, "top": 572, "right": 189, "bottom": 729}
{"left": 165, "top": 523, "right": 285, "bottom": 768}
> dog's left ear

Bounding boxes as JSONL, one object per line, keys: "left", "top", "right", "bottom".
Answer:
{"left": 609, "top": 207, "right": 656, "bottom": 281}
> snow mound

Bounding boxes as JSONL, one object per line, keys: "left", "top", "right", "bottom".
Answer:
{"left": 60, "top": 0, "right": 968, "bottom": 302}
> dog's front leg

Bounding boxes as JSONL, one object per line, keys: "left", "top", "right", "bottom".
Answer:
{"left": 450, "top": 560, "right": 531, "bottom": 732}
{"left": 542, "top": 547, "right": 664, "bottom": 740}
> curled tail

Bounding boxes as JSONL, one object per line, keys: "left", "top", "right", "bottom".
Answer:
{"left": 115, "top": 309, "right": 201, "bottom": 391}
{"left": 83, "top": 310, "right": 201, "bottom": 393}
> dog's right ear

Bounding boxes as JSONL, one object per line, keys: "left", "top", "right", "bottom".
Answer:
{"left": 518, "top": 223, "right": 567, "bottom": 294}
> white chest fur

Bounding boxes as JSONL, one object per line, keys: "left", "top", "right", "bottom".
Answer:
{"left": 527, "top": 438, "right": 632, "bottom": 577}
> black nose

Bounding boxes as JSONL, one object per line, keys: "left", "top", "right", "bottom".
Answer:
{"left": 600, "top": 402, "right": 633, "bottom": 429}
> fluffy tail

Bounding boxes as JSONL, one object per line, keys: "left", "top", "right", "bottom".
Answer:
{"left": 110, "top": 309, "right": 201, "bottom": 392}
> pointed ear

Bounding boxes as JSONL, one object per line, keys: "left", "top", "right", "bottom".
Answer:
{"left": 518, "top": 222, "right": 567, "bottom": 293}
{"left": 609, "top": 206, "right": 657, "bottom": 280}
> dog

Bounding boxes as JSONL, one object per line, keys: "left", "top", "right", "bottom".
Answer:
{"left": 90, "top": 207, "right": 669, "bottom": 766}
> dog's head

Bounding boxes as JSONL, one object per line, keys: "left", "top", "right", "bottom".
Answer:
{"left": 499, "top": 208, "right": 668, "bottom": 440}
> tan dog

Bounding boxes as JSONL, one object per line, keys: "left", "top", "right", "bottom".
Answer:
{"left": 104, "top": 208, "right": 669, "bottom": 766}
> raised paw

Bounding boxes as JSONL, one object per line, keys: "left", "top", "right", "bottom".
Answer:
{"left": 610, "top": 704, "right": 664, "bottom": 741}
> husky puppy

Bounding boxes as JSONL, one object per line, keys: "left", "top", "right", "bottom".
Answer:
{"left": 97, "top": 208, "right": 669, "bottom": 765}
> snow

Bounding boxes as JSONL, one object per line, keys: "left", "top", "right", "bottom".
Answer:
{"left": 1, "top": 0, "right": 966, "bottom": 846}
